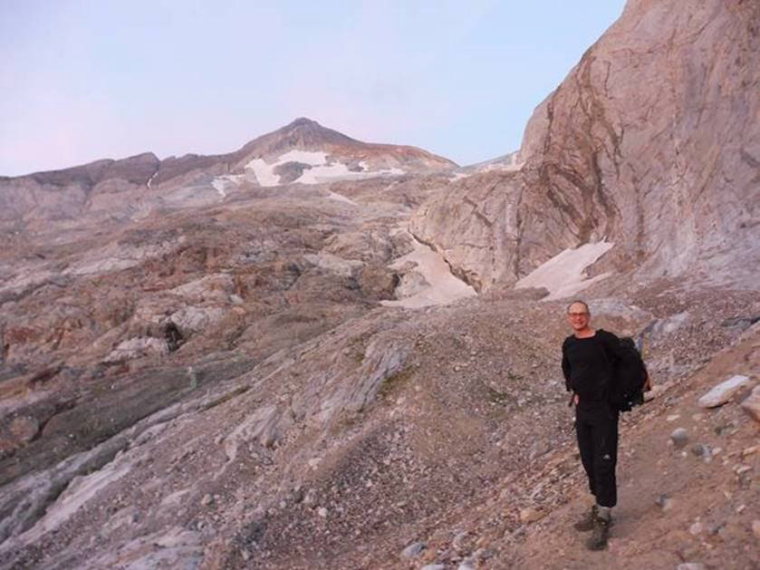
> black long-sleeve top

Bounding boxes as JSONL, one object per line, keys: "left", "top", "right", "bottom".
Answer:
{"left": 561, "top": 329, "right": 625, "bottom": 405}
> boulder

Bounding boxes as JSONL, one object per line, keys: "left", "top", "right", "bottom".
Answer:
{"left": 740, "top": 385, "right": 760, "bottom": 424}
{"left": 698, "top": 375, "right": 752, "bottom": 408}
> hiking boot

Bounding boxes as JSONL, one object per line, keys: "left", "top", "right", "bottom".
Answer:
{"left": 573, "top": 504, "right": 597, "bottom": 532}
{"left": 585, "top": 515, "right": 610, "bottom": 551}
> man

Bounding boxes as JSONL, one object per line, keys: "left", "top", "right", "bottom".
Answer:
{"left": 561, "top": 300, "right": 627, "bottom": 551}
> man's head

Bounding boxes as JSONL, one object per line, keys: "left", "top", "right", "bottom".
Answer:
{"left": 566, "top": 300, "right": 591, "bottom": 333}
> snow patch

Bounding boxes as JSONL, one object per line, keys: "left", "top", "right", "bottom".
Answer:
{"left": 211, "top": 179, "right": 227, "bottom": 197}
{"left": 327, "top": 191, "right": 359, "bottom": 206}
{"left": 382, "top": 235, "right": 476, "bottom": 309}
{"left": 210, "top": 174, "right": 248, "bottom": 197}
{"left": 245, "top": 151, "right": 405, "bottom": 187}
{"left": 247, "top": 158, "right": 282, "bottom": 187}
{"left": 515, "top": 241, "right": 614, "bottom": 300}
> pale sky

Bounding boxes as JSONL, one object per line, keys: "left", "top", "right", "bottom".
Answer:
{"left": 0, "top": 1, "right": 626, "bottom": 177}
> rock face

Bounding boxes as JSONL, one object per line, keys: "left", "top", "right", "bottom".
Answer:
{"left": 412, "top": 0, "right": 760, "bottom": 292}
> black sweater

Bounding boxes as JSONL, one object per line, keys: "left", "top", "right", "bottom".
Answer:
{"left": 561, "top": 329, "right": 624, "bottom": 404}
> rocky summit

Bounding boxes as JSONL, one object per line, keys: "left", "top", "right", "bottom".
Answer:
{"left": 1, "top": 1, "right": 759, "bottom": 569}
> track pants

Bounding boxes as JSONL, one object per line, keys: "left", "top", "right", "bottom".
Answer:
{"left": 575, "top": 403, "right": 619, "bottom": 508}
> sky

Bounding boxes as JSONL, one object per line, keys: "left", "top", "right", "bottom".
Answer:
{"left": 0, "top": 0, "right": 627, "bottom": 176}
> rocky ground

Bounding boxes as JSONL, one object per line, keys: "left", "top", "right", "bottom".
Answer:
{"left": 1, "top": 1, "right": 759, "bottom": 564}
{"left": 1, "top": 249, "right": 757, "bottom": 569}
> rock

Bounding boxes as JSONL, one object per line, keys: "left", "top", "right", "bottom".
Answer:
{"left": 317, "top": 507, "right": 328, "bottom": 518}
{"left": 201, "top": 494, "right": 213, "bottom": 506}
{"left": 103, "top": 337, "right": 169, "bottom": 363}
{"left": 689, "top": 522, "right": 705, "bottom": 535}
{"left": 519, "top": 507, "right": 542, "bottom": 523}
{"left": 742, "top": 446, "right": 759, "bottom": 458}
{"left": 9, "top": 416, "right": 39, "bottom": 444}
{"left": 458, "top": 561, "right": 476, "bottom": 570}
{"left": 451, "top": 531, "right": 470, "bottom": 553}
{"left": 721, "top": 315, "right": 760, "bottom": 330}
{"left": 357, "top": 263, "right": 398, "bottom": 300}
{"left": 473, "top": 548, "right": 494, "bottom": 560}
{"left": 734, "top": 465, "right": 752, "bottom": 476}
{"left": 421, "top": 565, "right": 445, "bottom": 570}
{"left": 677, "top": 564, "right": 705, "bottom": 570}
{"left": 670, "top": 428, "right": 689, "bottom": 449}
{"left": 752, "top": 520, "right": 760, "bottom": 540}
{"left": 655, "top": 494, "right": 674, "bottom": 511}
{"left": 691, "top": 444, "right": 712, "bottom": 460}
{"left": 401, "top": 542, "right": 426, "bottom": 559}
{"left": 698, "top": 375, "right": 751, "bottom": 408}
{"left": 740, "top": 385, "right": 760, "bottom": 423}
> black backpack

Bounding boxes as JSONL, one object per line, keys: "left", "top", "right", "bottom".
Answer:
{"left": 606, "top": 336, "right": 648, "bottom": 412}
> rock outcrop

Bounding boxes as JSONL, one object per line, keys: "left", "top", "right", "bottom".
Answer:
{"left": 412, "top": 0, "right": 760, "bottom": 292}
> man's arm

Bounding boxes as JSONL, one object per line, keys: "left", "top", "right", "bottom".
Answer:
{"left": 561, "top": 339, "right": 572, "bottom": 392}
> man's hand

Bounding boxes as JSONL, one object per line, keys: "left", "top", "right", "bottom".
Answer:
{"left": 568, "top": 392, "right": 580, "bottom": 407}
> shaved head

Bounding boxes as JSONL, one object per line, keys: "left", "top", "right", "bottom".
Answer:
{"left": 567, "top": 300, "right": 590, "bottom": 314}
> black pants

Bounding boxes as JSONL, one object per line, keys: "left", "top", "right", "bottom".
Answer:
{"left": 575, "top": 403, "right": 619, "bottom": 508}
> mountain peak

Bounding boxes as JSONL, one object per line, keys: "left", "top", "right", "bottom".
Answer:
{"left": 287, "top": 117, "right": 321, "bottom": 128}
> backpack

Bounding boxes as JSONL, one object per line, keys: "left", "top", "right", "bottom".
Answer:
{"left": 606, "top": 335, "right": 648, "bottom": 412}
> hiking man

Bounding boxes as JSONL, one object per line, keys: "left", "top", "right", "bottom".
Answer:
{"left": 561, "top": 300, "right": 628, "bottom": 550}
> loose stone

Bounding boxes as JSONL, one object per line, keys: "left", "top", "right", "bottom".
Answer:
{"left": 698, "top": 375, "right": 751, "bottom": 408}
{"left": 401, "top": 542, "right": 426, "bottom": 558}
{"left": 670, "top": 428, "right": 689, "bottom": 448}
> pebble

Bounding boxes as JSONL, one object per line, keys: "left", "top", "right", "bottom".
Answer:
{"left": 742, "top": 446, "right": 758, "bottom": 458}
{"left": 689, "top": 522, "right": 705, "bottom": 535}
{"left": 401, "top": 542, "right": 426, "bottom": 558}
{"left": 655, "top": 494, "right": 674, "bottom": 511}
{"left": 451, "top": 531, "right": 469, "bottom": 552}
{"left": 201, "top": 494, "right": 213, "bottom": 506}
{"left": 670, "top": 428, "right": 689, "bottom": 449}
{"left": 677, "top": 564, "right": 705, "bottom": 570}
{"left": 691, "top": 443, "right": 712, "bottom": 460}
{"left": 317, "top": 507, "right": 328, "bottom": 518}
{"left": 421, "top": 565, "right": 445, "bottom": 570}
{"left": 458, "top": 561, "right": 476, "bottom": 570}
{"left": 474, "top": 548, "right": 494, "bottom": 560}
{"left": 666, "top": 414, "right": 681, "bottom": 422}
{"left": 519, "top": 507, "right": 542, "bottom": 523}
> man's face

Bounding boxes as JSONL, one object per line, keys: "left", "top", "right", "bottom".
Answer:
{"left": 567, "top": 302, "right": 590, "bottom": 331}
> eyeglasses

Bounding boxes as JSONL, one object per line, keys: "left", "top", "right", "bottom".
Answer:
{"left": 567, "top": 312, "right": 588, "bottom": 317}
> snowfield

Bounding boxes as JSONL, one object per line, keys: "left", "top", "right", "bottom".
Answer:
{"left": 515, "top": 241, "right": 614, "bottom": 300}
{"left": 245, "top": 150, "right": 405, "bottom": 187}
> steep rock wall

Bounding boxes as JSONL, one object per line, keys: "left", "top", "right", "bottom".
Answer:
{"left": 412, "top": 0, "right": 760, "bottom": 291}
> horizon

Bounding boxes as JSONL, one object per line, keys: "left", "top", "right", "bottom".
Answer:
{"left": 1, "top": 1, "right": 626, "bottom": 177}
